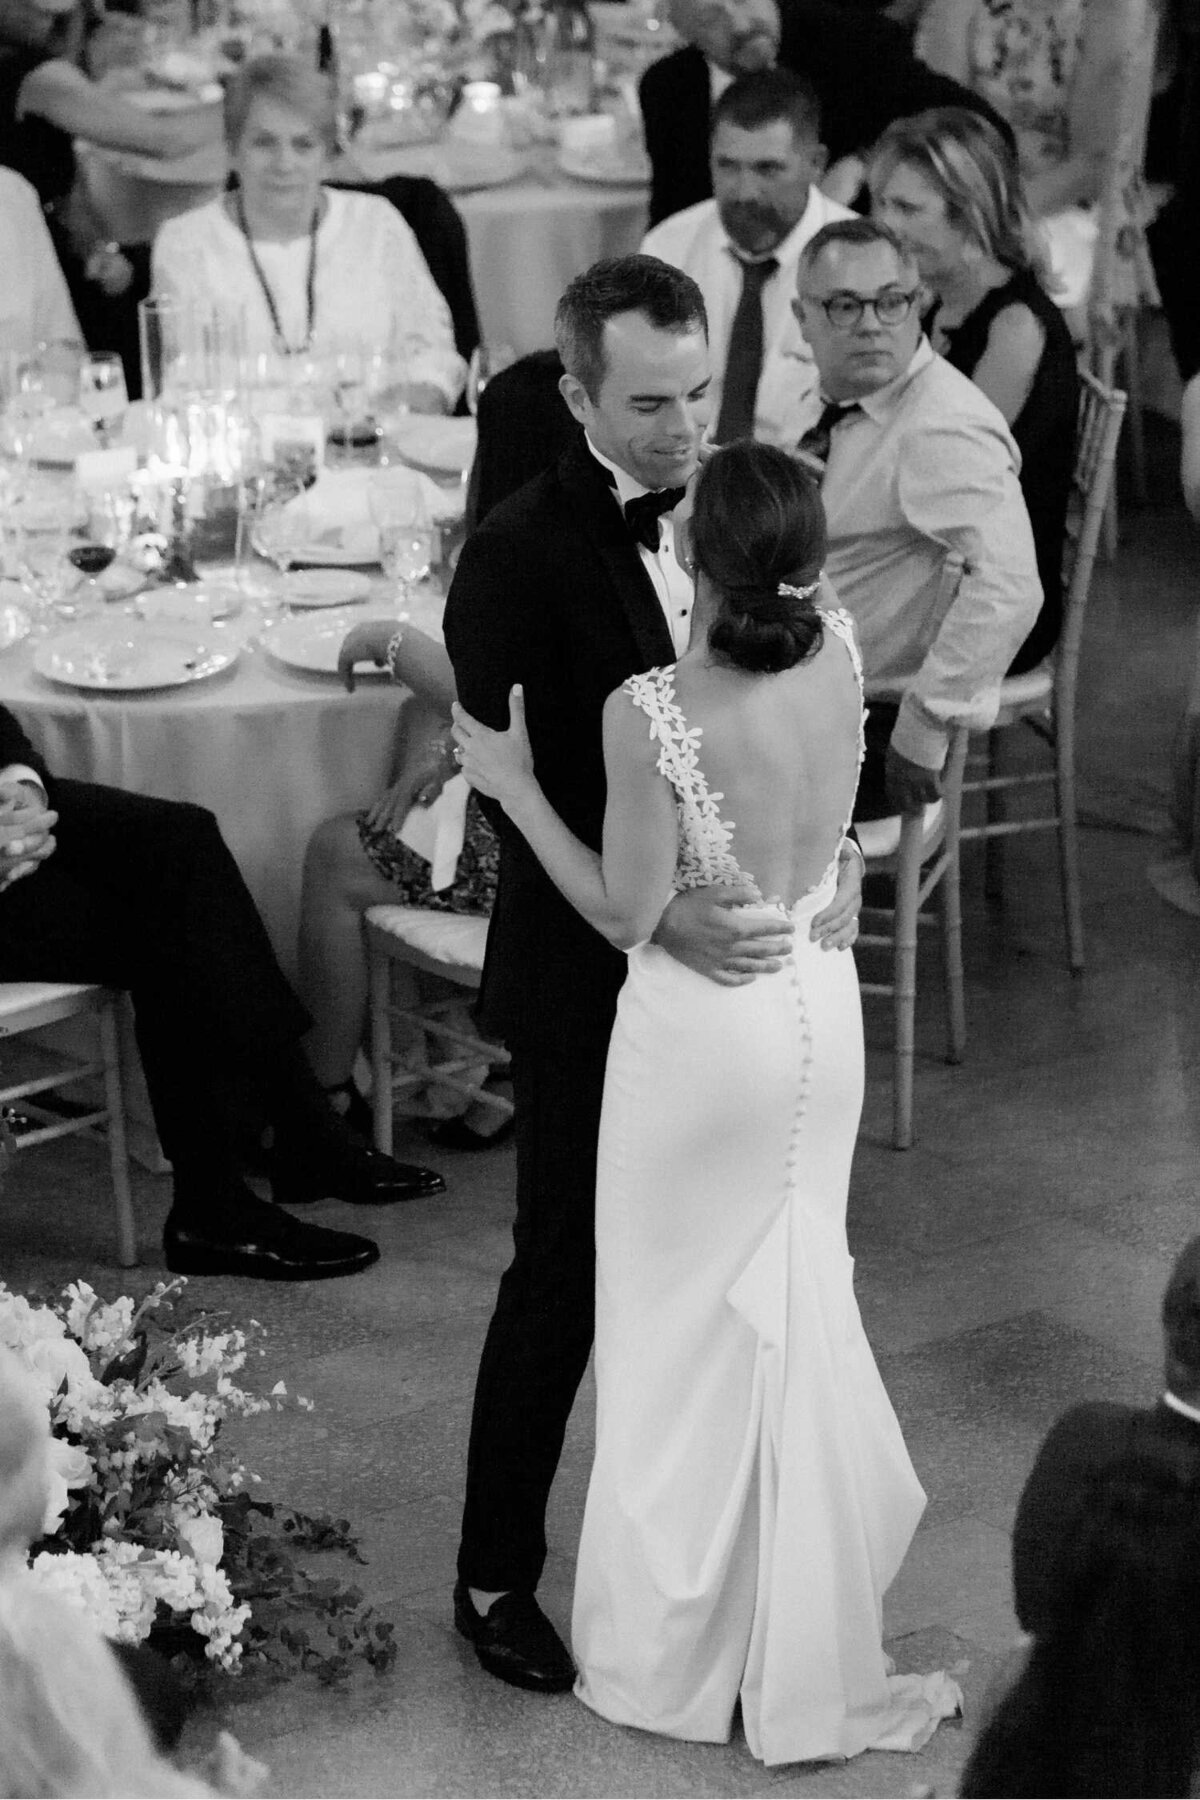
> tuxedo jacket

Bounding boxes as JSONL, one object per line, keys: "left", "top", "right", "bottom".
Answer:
{"left": 0, "top": 705, "right": 52, "bottom": 799}
{"left": 640, "top": 1, "right": 1014, "bottom": 227}
{"left": 1012, "top": 1398, "right": 1200, "bottom": 1638}
{"left": 443, "top": 434, "right": 676, "bottom": 1049}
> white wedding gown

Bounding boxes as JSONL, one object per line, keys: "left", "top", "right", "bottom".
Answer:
{"left": 572, "top": 610, "right": 962, "bottom": 1766}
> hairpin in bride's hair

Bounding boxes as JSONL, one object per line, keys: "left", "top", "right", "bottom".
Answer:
{"left": 777, "top": 576, "right": 822, "bottom": 601}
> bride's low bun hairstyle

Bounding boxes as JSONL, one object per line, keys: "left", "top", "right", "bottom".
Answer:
{"left": 693, "top": 442, "right": 827, "bottom": 674}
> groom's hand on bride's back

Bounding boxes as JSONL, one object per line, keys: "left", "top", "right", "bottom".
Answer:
{"left": 652, "top": 885, "right": 795, "bottom": 986}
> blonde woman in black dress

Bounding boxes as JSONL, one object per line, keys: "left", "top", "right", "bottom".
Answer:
{"left": 868, "top": 106, "right": 1078, "bottom": 672}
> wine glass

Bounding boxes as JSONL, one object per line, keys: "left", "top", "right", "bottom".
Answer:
{"left": 466, "top": 342, "right": 517, "bottom": 417}
{"left": 250, "top": 472, "right": 309, "bottom": 619}
{"left": 69, "top": 486, "right": 136, "bottom": 602}
{"left": 79, "top": 354, "right": 129, "bottom": 448}
{"left": 368, "top": 468, "right": 434, "bottom": 602}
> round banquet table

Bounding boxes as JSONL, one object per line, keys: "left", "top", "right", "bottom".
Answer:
{"left": 0, "top": 624, "right": 403, "bottom": 982}
{"left": 423, "top": 166, "right": 649, "bottom": 355}
{"left": 79, "top": 143, "right": 650, "bottom": 358}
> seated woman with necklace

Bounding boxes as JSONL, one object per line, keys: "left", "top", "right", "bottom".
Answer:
{"left": 151, "top": 56, "right": 465, "bottom": 413}
{"left": 868, "top": 106, "right": 1078, "bottom": 674}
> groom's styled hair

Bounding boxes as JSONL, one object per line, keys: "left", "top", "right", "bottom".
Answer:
{"left": 555, "top": 255, "right": 708, "bottom": 401}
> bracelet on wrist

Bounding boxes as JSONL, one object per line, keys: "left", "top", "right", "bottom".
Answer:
{"left": 384, "top": 622, "right": 408, "bottom": 681}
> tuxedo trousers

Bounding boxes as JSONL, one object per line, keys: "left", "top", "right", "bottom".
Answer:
{"left": 458, "top": 1027, "right": 613, "bottom": 1592}
{"left": 0, "top": 778, "right": 310, "bottom": 1191}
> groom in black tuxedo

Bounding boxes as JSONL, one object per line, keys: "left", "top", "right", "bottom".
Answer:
{"left": 443, "top": 254, "right": 863, "bottom": 1691}
{"left": 1012, "top": 1234, "right": 1200, "bottom": 1638}
{"left": 0, "top": 704, "right": 444, "bottom": 1279}
{"left": 640, "top": 0, "right": 1013, "bottom": 228}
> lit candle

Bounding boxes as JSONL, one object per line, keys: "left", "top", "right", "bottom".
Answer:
{"left": 354, "top": 70, "right": 389, "bottom": 114}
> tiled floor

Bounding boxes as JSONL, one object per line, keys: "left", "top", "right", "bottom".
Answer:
{"left": 3, "top": 421, "right": 1199, "bottom": 1798}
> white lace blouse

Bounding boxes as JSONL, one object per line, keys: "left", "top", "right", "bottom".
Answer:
{"left": 151, "top": 187, "right": 465, "bottom": 406}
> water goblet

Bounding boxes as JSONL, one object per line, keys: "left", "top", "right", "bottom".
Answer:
{"left": 18, "top": 530, "right": 91, "bottom": 628}
{"left": 368, "top": 468, "right": 434, "bottom": 602}
{"left": 250, "top": 471, "right": 309, "bottom": 620}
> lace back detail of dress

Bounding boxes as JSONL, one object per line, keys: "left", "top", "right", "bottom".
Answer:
{"left": 622, "top": 610, "right": 866, "bottom": 896}
{"left": 622, "top": 666, "right": 748, "bottom": 892}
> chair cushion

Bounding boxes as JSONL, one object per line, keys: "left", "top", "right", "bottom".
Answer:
{"left": 366, "top": 906, "right": 490, "bottom": 971}
{"left": 856, "top": 802, "right": 944, "bottom": 862}
{"left": 0, "top": 981, "right": 102, "bottom": 1021}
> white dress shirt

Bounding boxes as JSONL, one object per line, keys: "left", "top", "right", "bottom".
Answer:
{"left": 642, "top": 185, "right": 856, "bottom": 448}
{"left": 0, "top": 766, "right": 46, "bottom": 797}
{"left": 820, "top": 338, "right": 1041, "bottom": 769}
{"left": 586, "top": 437, "right": 694, "bottom": 658}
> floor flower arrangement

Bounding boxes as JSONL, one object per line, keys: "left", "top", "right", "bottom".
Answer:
{"left": 0, "top": 1276, "right": 397, "bottom": 1686}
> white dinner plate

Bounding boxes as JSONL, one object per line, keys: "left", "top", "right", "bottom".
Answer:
{"left": 136, "top": 582, "right": 243, "bottom": 624}
{"left": 279, "top": 568, "right": 371, "bottom": 607}
{"left": 559, "top": 149, "right": 651, "bottom": 186}
{"left": 260, "top": 606, "right": 390, "bottom": 676}
{"left": 283, "top": 535, "right": 379, "bottom": 569}
{"left": 0, "top": 597, "right": 32, "bottom": 649}
{"left": 34, "top": 622, "right": 239, "bottom": 691}
{"left": 386, "top": 415, "right": 477, "bottom": 478}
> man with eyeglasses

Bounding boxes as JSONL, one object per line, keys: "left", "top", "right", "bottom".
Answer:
{"left": 792, "top": 216, "right": 1041, "bottom": 819}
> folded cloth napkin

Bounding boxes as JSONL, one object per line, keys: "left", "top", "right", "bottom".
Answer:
{"left": 384, "top": 414, "right": 477, "bottom": 478}
{"left": 397, "top": 772, "right": 470, "bottom": 891}
{"left": 285, "top": 467, "right": 461, "bottom": 561}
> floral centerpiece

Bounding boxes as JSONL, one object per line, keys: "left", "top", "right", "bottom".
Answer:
{"left": 0, "top": 1277, "right": 396, "bottom": 1686}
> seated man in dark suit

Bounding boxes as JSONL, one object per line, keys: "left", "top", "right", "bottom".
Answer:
{"left": 0, "top": 705, "right": 444, "bottom": 1280}
{"left": 1012, "top": 1234, "right": 1200, "bottom": 1637}
{"left": 640, "top": 0, "right": 1014, "bottom": 227}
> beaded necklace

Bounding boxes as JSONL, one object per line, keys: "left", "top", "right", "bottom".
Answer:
{"left": 233, "top": 188, "right": 320, "bottom": 356}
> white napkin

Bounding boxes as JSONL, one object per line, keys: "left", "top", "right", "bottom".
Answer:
{"left": 397, "top": 772, "right": 470, "bottom": 891}
{"left": 384, "top": 414, "right": 477, "bottom": 479}
{"left": 286, "top": 467, "right": 461, "bottom": 559}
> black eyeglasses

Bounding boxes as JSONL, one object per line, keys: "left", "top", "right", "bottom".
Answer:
{"left": 801, "top": 287, "right": 920, "bottom": 331}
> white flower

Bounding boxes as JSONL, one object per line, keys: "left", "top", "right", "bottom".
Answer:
{"left": 0, "top": 1287, "right": 69, "bottom": 1352}
{"left": 68, "top": 1287, "right": 136, "bottom": 1360}
{"left": 27, "top": 1548, "right": 140, "bottom": 1642}
{"left": 22, "top": 1332, "right": 98, "bottom": 1406}
{"left": 42, "top": 1437, "right": 94, "bottom": 1536}
{"left": 171, "top": 1503, "right": 224, "bottom": 1569}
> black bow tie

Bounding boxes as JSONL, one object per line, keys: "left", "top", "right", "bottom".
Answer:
{"left": 622, "top": 487, "right": 686, "bottom": 552}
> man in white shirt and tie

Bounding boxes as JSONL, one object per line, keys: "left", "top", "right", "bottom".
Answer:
{"left": 642, "top": 67, "right": 854, "bottom": 447}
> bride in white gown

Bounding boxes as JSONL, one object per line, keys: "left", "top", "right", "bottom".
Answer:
{"left": 452, "top": 441, "right": 961, "bottom": 1767}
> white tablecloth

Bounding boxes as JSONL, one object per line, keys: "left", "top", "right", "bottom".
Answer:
{"left": 454, "top": 172, "right": 649, "bottom": 354}
{"left": 0, "top": 623, "right": 402, "bottom": 980}
{"left": 79, "top": 145, "right": 649, "bottom": 358}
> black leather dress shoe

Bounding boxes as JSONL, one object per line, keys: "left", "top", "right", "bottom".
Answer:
{"left": 453, "top": 1580, "right": 575, "bottom": 1693}
{"left": 163, "top": 1208, "right": 379, "bottom": 1281}
{"left": 273, "top": 1137, "right": 446, "bottom": 1207}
